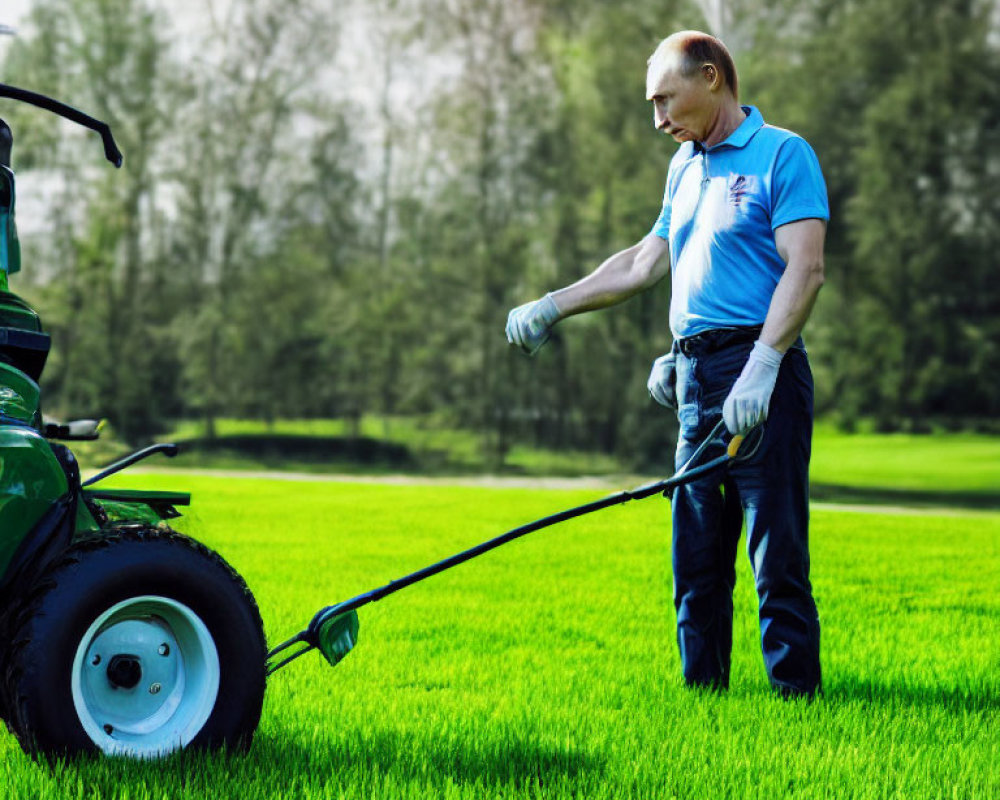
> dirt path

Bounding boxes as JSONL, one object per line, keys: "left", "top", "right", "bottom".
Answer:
{"left": 115, "top": 466, "right": 995, "bottom": 517}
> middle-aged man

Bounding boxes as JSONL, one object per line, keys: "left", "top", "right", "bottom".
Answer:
{"left": 505, "top": 31, "right": 828, "bottom": 697}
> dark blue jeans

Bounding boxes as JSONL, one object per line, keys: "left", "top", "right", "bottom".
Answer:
{"left": 671, "top": 338, "right": 821, "bottom": 695}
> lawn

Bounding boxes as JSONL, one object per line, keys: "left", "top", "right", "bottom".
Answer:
{"left": 1, "top": 474, "right": 996, "bottom": 798}
{"left": 810, "top": 424, "right": 1000, "bottom": 505}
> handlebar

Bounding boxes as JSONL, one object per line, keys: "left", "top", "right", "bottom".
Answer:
{"left": 0, "top": 82, "right": 123, "bottom": 167}
{"left": 81, "top": 443, "right": 179, "bottom": 487}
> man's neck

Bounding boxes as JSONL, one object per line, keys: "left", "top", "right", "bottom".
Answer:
{"left": 701, "top": 100, "right": 746, "bottom": 148}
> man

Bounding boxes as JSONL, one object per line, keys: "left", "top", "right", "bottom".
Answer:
{"left": 505, "top": 31, "right": 827, "bottom": 697}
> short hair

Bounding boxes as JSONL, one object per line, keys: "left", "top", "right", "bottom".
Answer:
{"left": 648, "top": 31, "right": 739, "bottom": 100}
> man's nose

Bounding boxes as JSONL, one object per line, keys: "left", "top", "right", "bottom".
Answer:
{"left": 653, "top": 103, "right": 669, "bottom": 130}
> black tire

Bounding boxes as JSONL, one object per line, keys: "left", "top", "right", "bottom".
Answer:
{"left": 1, "top": 524, "right": 266, "bottom": 758}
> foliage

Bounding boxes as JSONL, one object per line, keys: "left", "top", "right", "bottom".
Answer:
{"left": 743, "top": 0, "right": 1000, "bottom": 429}
{"left": 1, "top": 0, "right": 998, "bottom": 451}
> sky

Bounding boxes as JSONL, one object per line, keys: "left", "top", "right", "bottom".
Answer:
{"left": 1, "top": 0, "right": 29, "bottom": 57}
{"left": 3, "top": 0, "right": 30, "bottom": 29}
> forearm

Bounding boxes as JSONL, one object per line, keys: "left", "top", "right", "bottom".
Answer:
{"left": 550, "top": 234, "right": 669, "bottom": 318}
{"left": 758, "top": 255, "right": 825, "bottom": 353}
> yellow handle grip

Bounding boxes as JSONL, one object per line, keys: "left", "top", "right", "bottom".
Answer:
{"left": 727, "top": 435, "right": 744, "bottom": 458}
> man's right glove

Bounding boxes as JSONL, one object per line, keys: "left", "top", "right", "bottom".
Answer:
{"left": 647, "top": 351, "right": 678, "bottom": 410}
{"left": 722, "top": 340, "right": 783, "bottom": 435}
{"left": 505, "top": 294, "right": 561, "bottom": 356}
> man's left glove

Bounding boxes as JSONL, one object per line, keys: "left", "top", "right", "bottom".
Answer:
{"left": 722, "top": 341, "right": 784, "bottom": 435}
{"left": 505, "top": 294, "right": 562, "bottom": 356}
{"left": 647, "top": 351, "right": 678, "bottom": 410}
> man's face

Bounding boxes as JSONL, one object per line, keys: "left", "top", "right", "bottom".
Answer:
{"left": 646, "top": 55, "right": 715, "bottom": 143}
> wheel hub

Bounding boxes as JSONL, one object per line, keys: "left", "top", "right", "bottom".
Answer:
{"left": 71, "top": 596, "right": 220, "bottom": 757}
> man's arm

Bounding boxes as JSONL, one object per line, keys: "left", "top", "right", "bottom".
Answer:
{"left": 722, "top": 217, "right": 826, "bottom": 435}
{"left": 759, "top": 218, "right": 827, "bottom": 352}
{"left": 506, "top": 233, "right": 669, "bottom": 354}
{"left": 550, "top": 233, "right": 670, "bottom": 317}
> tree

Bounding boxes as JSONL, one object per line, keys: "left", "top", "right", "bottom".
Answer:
{"left": 3, "top": 0, "right": 182, "bottom": 441}
{"left": 167, "top": 0, "right": 343, "bottom": 437}
{"left": 743, "top": 0, "right": 1000, "bottom": 427}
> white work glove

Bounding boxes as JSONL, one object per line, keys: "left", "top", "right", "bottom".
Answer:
{"left": 505, "top": 293, "right": 561, "bottom": 356}
{"left": 722, "top": 341, "right": 783, "bottom": 435}
{"left": 647, "top": 351, "right": 678, "bottom": 410}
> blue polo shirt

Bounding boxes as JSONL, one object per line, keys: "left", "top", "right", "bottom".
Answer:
{"left": 650, "top": 106, "right": 829, "bottom": 339}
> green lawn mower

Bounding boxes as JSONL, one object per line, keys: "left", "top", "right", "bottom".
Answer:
{"left": 0, "top": 83, "right": 267, "bottom": 759}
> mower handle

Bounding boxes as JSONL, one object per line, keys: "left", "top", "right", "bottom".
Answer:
{"left": 0, "top": 82, "right": 123, "bottom": 167}
{"left": 266, "top": 421, "right": 754, "bottom": 674}
{"left": 81, "top": 443, "right": 179, "bottom": 487}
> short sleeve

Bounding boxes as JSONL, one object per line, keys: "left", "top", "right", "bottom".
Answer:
{"left": 650, "top": 175, "right": 671, "bottom": 240}
{"left": 770, "top": 137, "right": 829, "bottom": 230}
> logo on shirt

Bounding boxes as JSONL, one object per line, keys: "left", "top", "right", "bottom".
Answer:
{"left": 729, "top": 175, "right": 750, "bottom": 208}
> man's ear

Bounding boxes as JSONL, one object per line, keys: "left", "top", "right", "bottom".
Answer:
{"left": 702, "top": 63, "right": 722, "bottom": 91}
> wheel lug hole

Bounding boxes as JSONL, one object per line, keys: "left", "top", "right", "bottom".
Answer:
{"left": 149, "top": 683, "right": 162, "bottom": 695}
{"left": 158, "top": 643, "right": 170, "bottom": 657}
{"left": 91, "top": 654, "right": 102, "bottom": 666}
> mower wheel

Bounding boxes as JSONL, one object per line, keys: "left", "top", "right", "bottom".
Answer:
{"left": 1, "top": 525, "right": 266, "bottom": 759}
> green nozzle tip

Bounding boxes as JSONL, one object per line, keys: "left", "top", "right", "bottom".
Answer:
{"left": 316, "top": 609, "right": 360, "bottom": 667}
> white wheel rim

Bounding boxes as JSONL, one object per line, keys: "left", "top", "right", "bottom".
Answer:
{"left": 71, "top": 595, "right": 220, "bottom": 757}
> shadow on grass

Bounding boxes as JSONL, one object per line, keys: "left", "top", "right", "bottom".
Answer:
{"left": 249, "top": 725, "right": 601, "bottom": 789}
{"left": 810, "top": 482, "right": 1000, "bottom": 510}
{"left": 171, "top": 435, "right": 415, "bottom": 468}
{"left": 28, "top": 726, "right": 599, "bottom": 794}
{"left": 827, "top": 676, "right": 999, "bottom": 712}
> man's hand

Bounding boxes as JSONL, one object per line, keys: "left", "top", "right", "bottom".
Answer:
{"left": 505, "top": 294, "right": 561, "bottom": 356}
{"left": 722, "top": 341, "right": 783, "bottom": 435}
{"left": 647, "top": 351, "right": 678, "bottom": 410}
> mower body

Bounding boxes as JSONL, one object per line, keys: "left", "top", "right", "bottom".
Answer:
{"left": 0, "top": 284, "right": 189, "bottom": 596}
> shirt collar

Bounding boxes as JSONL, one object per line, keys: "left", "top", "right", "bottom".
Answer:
{"left": 696, "top": 105, "right": 764, "bottom": 152}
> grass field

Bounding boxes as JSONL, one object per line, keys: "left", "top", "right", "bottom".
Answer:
{"left": 1, "top": 474, "right": 997, "bottom": 798}
{"left": 810, "top": 424, "right": 1000, "bottom": 506}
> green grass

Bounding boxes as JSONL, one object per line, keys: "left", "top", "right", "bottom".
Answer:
{"left": 2, "top": 474, "right": 997, "bottom": 798}
{"left": 811, "top": 423, "right": 1000, "bottom": 493}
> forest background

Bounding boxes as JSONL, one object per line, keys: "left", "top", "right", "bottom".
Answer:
{"left": 1, "top": 0, "right": 998, "bottom": 471}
